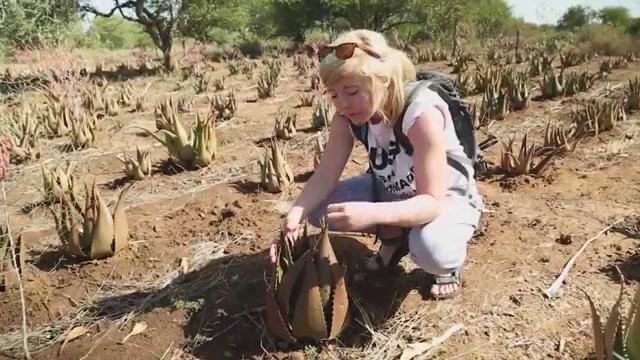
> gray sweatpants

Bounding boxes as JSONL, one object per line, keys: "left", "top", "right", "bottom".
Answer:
{"left": 307, "top": 173, "right": 482, "bottom": 275}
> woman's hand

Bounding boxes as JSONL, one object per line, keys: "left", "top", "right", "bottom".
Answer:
{"left": 270, "top": 206, "right": 304, "bottom": 263}
{"left": 326, "top": 202, "right": 379, "bottom": 231}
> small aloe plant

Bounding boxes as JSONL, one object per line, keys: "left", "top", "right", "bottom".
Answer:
{"left": 49, "top": 183, "right": 130, "bottom": 260}
{"left": 500, "top": 131, "right": 557, "bottom": 177}
{"left": 118, "top": 147, "right": 152, "bottom": 180}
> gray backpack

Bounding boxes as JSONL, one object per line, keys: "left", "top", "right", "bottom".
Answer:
{"left": 349, "top": 69, "right": 497, "bottom": 180}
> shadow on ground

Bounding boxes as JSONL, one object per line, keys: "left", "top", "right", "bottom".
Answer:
{"left": 601, "top": 248, "right": 640, "bottom": 283}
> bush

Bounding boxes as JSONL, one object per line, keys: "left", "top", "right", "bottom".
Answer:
{"left": 238, "top": 38, "right": 266, "bottom": 58}
{"left": 576, "top": 24, "right": 640, "bottom": 56}
{"left": 207, "top": 45, "right": 241, "bottom": 62}
{"left": 265, "top": 37, "right": 294, "bottom": 56}
{"left": 207, "top": 28, "right": 242, "bottom": 46}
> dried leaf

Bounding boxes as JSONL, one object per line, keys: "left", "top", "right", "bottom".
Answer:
{"left": 400, "top": 324, "right": 464, "bottom": 360}
{"left": 121, "top": 322, "right": 148, "bottom": 343}
{"left": 59, "top": 326, "right": 89, "bottom": 355}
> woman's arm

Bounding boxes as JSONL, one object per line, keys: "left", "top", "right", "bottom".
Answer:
{"left": 291, "top": 113, "right": 354, "bottom": 220}
{"left": 372, "top": 106, "right": 448, "bottom": 227}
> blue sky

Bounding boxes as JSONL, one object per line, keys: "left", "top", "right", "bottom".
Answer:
{"left": 90, "top": 0, "right": 640, "bottom": 25}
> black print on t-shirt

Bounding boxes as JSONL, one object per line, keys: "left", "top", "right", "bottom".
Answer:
{"left": 383, "top": 166, "right": 415, "bottom": 193}
{"left": 368, "top": 141, "right": 401, "bottom": 171}
{"left": 369, "top": 140, "right": 416, "bottom": 194}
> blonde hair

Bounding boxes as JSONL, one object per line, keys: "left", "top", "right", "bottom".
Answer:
{"left": 319, "top": 29, "right": 416, "bottom": 125}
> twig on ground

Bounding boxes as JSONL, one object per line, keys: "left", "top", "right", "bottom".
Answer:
{"left": 543, "top": 218, "right": 624, "bottom": 298}
{"left": 400, "top": 323, "right": 465, "bottom": 360}
{"left": 160, "top": 341, "right": 174, "bottom": 360}
{"left": 1, "top": 181, "right": 31, "bottom": 359}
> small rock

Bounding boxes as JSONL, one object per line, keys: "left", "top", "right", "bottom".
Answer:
{"left": 540, "top": 256, "right": 550, "bottom": 263}
{"left": 153, "top": 224, "right": 160, "bottom": 232}
{"left": 555, "top": 234, "right": 573, "bottom": 245}
{"left": 232, "top": 200, "right": 243, "bottom": 209}
{"left": 199, "top": 212, "right": 206, "bottom": 219}
{"left": 221, "top": 207, "right": 236, "bottom": 219}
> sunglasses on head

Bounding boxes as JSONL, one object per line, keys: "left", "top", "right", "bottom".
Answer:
{"left": 319, "top": 42, "right": 381, "bottom": 60}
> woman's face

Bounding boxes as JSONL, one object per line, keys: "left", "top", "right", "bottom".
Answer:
{"left": 326, "top": 76, "right": 378, "bottom": 125}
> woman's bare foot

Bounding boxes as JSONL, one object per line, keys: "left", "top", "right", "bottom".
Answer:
{"left": 429, "top": 269, "right": 462, "bottom": 299}
{"left": 430, "top": 282, "right": 459, "bottom": 297}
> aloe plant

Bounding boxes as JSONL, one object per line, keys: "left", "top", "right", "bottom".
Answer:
{"left": 585, "top": 273, "right": 640, "bottom": 360}
{"left": 500, "top": 131, "right": 556, "bottom": 177}
{"left": 264, "top": 222, "right": 350, "bottom": 343}
{"left": 49, "top": 183, "right": 130, "bottom": 260}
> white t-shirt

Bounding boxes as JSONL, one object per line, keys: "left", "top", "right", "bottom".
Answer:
{"left": 359, "top": 86, "right": 479, "bottom": 202}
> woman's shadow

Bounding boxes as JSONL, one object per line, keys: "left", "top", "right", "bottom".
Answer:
{"left": 182, "top": 233, "right": 426, "bottom": 359}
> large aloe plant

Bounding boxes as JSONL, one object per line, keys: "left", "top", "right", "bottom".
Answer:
{"left": 264, "top": 223, "right": 350, "bottom": 343}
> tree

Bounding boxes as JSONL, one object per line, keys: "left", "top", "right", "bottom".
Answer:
{"left": 270, "top": 0, "right": 335, "bottom": 41}
{"left": 0, "top": 0, "right": 79, "bottom": 49}
{"left": 80, "top": 0, "right": 187, "bottom": 71}
{"left": 329, "top": 0, "right": 419, "bottom": 34}
{"left": 178, "top": 0, "right": 251, "bottom": 42}
{"left": 627, "top": 18, "right": 640, "bottom": 37}
{"left": 557, "top": 5, "right": 596, "bottom": 31}
{"left": 470, "top": 0, "right": 512, "bottom": 44}
{"left": 598, "top": 6, "right": 631, "bottom": 28}
{"left": 89, "top": 15, "right": 153, "bottom": 49}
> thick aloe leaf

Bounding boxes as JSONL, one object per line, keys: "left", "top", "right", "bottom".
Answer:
{"left": 605, "top": 284, "right": 625, "bottom": 360}
{"left": 329, "top": 265, "right": 349, "bottom": 339}
{"left": 279, "top": 232, "right": 293, "bottom": 274}
{"left": 273, "top": 245, "right": 283, "bottom": 289}
{"left": 291, "top": 257, "right": 327, "bottom": 340}
{"left": 626, "top": 285, "right": 640, "bottom": 359}
{"left": 55, "top": 193, "right": 86, "bottom": 257}
{"left": 264, "top": 276, "right": 296, "bottom": 343}
{"left": 277, "top": 250, "right": 312, "bottom": 322}
{"left": 89, "top": 185, "right": 115, "bottom": 260}
{"left": 112, "top": 185, "right": 130, "bottom": 254}
{"left": 587, "top": 292, "right": 606, "bottom": 360}
{"left": 316, "top": 227, "right": 337, "bottom": 307}
{"left": 81, "top": 184, "right": 95, "bottom": 252}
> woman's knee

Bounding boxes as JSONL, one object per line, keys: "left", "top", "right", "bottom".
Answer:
{"left": 305, "top": 174, "right": 375, "bottom": 229}
{"left": 408, "top": 221, "right": 474, "bottom": 275}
